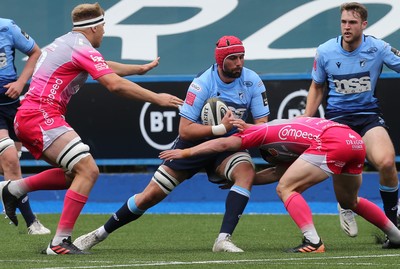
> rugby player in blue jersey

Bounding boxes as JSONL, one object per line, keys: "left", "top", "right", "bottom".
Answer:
{"left": 303, "top": 2, "right": 400, "bottom": 244}
{"left": 0, "top": 18, "right": 50, "bottom": 234}
{"left": 74, "top": 35, "right": 270, "bottom": 253}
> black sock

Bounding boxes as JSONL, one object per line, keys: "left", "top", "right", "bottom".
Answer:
{"left": 17, "top": 194, "right": 36, "bottom": 227}
{"left": 219, "top": 190, "right": 249, "bottom": 234}
{"left": 380, "top": 189, "right": 399, "bottom": 226}
{"left": 104, "top": 201, "right": 144, "bottom": 233}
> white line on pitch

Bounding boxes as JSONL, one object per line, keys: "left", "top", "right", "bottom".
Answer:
{"left": 28, "top": 253, "right": 400, "bottom": 269}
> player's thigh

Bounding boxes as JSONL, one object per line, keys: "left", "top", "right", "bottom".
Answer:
{"left": 276, "top": 158, "right": 328, "bottom": 200}
{"left": 363, "top": 126, "right": 396, "bottom": 166}
{"left": 332, "top": 174, "right": 361, "bottom": 208}
{"left": 42, "top": 130, "right": 81, "bottom": 166}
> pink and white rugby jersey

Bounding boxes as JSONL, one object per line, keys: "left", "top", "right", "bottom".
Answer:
{"left": 236, "top": 117, "right": 349, "bottom": 163}
{"left": 20, "top": 31, "right": 113, "bottom": 115}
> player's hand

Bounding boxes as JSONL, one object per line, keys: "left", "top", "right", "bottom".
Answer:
{"left": 220, "top": 110, "right": 234, "bottom": 132}
{"left": 159, "top": 149, "right": 183, "bottom": 160}
{"left": 158, "top": 93, "right": 183, "bottom": 108}
{"left": 230, "top": 117, "right": 249, "bottom": 132}
{"left": 4, "top": 81, "right": 24, "bottom": 99}
{"left": 138, "top": 57, "right": 160, "bottom": 75}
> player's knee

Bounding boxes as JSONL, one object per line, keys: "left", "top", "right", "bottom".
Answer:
{"left": 0, "top": 137, "right": 15, "bottom": 156}
{"left": 275, "top": 184, "right": 284, "bottom": 199}
{"left": 56, "top": 137, "right": 91, "bottom": 173}
{"left": 275, "top": 182, "right": 292, "bottom": 200}
{"left": 224, "top": 152, "right": 255, "bottom": 182}
{"left": 378, "top": 157, "right": 396, "bottom": 172}
{"left": 151, "top": 166, "right": 180, "bottom": 194}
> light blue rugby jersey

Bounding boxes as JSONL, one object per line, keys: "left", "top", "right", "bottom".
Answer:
{"left": 180, "top": 64, "right": 270, "bottom": 136}
{"left": 0, "top": 18, "right": 35, "bottom": 104}
{"left": 312, "top": 35, "right": 400, "bottom": 119}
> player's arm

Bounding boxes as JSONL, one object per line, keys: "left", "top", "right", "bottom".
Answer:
{"left": 97, "top": 73, "right": 182, "bottom": 107}
{"left": 159, "top": 135, "right": 242, "bottom": 160}
{"left": 253, "top": 163, "right": 291, "bottom": 185}
{"left": 4, "top": 44, "right": 41, "bottom": 99}
{"left": 106, "top": 57, "right": 160, "bottom": 77}
{"left": 303, "top": 81, "right": 325, "bottom": 117}
{"left": 179, "top": 110, "right": 235, "bottom": 141}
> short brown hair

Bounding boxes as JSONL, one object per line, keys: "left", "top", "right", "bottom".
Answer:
{"left": 71, "top": 2, "right": 104, "bottom": 23}
{"left": 340, "top": 2, "right": 368, "bottom": 21}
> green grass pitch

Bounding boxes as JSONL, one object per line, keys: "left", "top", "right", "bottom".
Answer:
{"left": 0, "top": 214, "right": 398, "bottom": 269}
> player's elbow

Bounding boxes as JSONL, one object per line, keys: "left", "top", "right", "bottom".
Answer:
{"left": 100, "top": 75, "right": 125, "bottom": 94}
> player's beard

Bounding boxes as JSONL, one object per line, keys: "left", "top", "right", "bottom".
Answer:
{"left": 222, "top": 67, "right": 242, "bottom": 78}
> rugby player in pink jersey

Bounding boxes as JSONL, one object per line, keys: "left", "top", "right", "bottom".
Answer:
{"left": 160, "top": 115, "right": 400, "bottom": 252}
{"left": 0, "top": 2, "right": 182, "bottom": 255}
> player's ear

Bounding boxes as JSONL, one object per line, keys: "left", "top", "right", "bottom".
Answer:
{"left": 361, "top": 20, "right": 367, "bottom": 30}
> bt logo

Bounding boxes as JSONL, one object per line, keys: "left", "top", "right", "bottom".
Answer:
{"left": 139, "top": 103, "right": 179, "bottom": 150}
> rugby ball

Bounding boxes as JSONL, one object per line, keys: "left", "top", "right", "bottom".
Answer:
{"left": 201, "top": 97, "right": 229, "bottom": 125}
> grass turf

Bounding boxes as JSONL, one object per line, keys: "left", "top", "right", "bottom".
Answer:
{"left": 0, "top": 214, "right": 398, "bottom": 269}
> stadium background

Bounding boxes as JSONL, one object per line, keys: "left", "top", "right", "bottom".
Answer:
{"left": 1, "top": 0, "right": 400, "bottom": 213}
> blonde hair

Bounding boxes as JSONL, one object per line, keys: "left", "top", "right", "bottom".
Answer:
{"left": 71, "top": 2, "right": 104, "bottom": 24}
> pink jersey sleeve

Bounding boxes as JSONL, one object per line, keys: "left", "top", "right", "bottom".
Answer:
{"left": 235, "top": 124, "right": 269, "bottom": 150}
{"left": 72, "top": 47, "right": 113, "bottom": 80}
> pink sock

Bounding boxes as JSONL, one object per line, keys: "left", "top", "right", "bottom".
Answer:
{"left": 56, "top": 190, "right": 88, "bottom": 237}
{"left": 284, "top": 192, "right": 314, "bottom": 229}
{"left": 353, "top": 197, "right": 391, "bottom": 230}
{"left": 25, "top": 168, "right": 67, "bottom": 191}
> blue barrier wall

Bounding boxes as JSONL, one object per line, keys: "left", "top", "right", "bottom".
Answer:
{"left": 14, "top": 172, "right": 384, "bottom": 215}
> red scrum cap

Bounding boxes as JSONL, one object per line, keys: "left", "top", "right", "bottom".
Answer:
{"left": 215, "top": 36, "right": 245, "bottom": 67}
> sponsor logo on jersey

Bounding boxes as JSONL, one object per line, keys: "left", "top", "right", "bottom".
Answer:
{"left": 189, "top": 82, "right": 201, "bottom": 91}
{"left": 46, "top": 77, "right": 63, "bottom": 106}
{"left": 333, "top": 72, "right": 371, "bottom": 94}
{"left": 90, "top": 53, "right": 110, "bottom": 71}
{"left": 278, "top": 125, "right": 320, "bottom": 141}
{"left": 243, "top": 81, "right": 253, "bottom": 87}
{"left": 40, "top": 108, "right": 54, "bottom": 126}
{"left": 367, "top": 47, "right": 378, "bottom": 54}
{"left": 94, "top": 62, "right": 109, "bottom": 71}
{"left": 239, "top": 92, "right": 245, "bottom": 102}
{"left": 185, "top": 92, "right": 196, "bottom": 106}
{"left": 0, "top": 48, "right": 7, "bottom": 68}
{"left": 261, "top": 91, "right": 268, "bottom": 106}
{"left": 345, "top": 132, "right": 364, "bottom": 150}
{"left": 21, "top": 30, "right": 29, "bottom": 40}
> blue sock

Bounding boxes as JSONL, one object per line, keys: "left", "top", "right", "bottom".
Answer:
{"left": 104, "top": 195, "right": 145, "bottom": 233}
{"left": 219, "top": 186, "right": 250, "bottom": 234}
{"left": 380, "top": 185, "right": 399, "bottom": 226}
{"left": 17, "top": 194, "right": 36, "bottom": 227}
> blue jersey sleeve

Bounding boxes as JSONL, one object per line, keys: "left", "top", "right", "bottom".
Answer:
{"left": 247, "top": 72, "right": 270, "bottom": 119}
{"left": 179, "top": 70, "right": 213, "bottom": 123}
{"left": 311, "top": 44, "right": 328, "bottom": 85}
{"left": 9, "top": 20, "right": 35, "bottom": 54}
{"left": 382, "top": 41, "right": 400, "bottom": 72}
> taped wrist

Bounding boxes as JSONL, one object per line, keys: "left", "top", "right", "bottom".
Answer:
{"left": 211, "top": 124, "right": 227, "bottom": 136}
